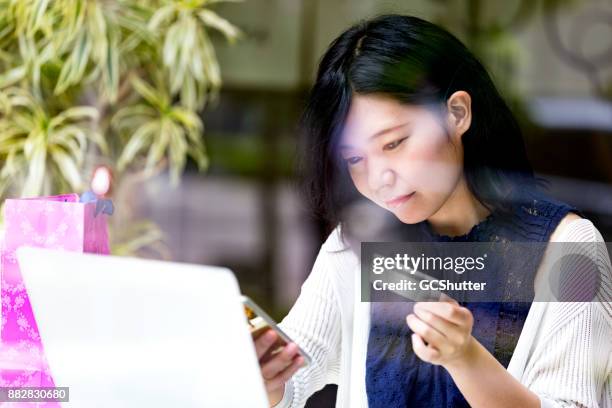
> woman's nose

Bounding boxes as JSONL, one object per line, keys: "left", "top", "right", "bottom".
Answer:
{"left": 368, "top": 159, "right": 395, "bottom": 191}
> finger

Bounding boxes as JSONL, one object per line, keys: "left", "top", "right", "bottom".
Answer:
{"left": 411, "top": 333, "right": 439, "bottom": 363}
{"left": 414, "top": 301, "right": 470, "bottom": 326}
{"left": 261, "top": 343, "right": 299, "bottom": 380}
{"left": 406, "top": 313, "right": 446, "bottom": 349}
{"left": 265, "top": 356, "right": 305, "bottom": 391}
{"left": 254, "top": 330, "right": 277, "bottom": 359}
{"left": 412, "top": 305, "right": 463, "bottom": 340}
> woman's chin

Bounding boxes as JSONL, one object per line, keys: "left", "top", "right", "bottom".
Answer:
{"left": 393, "top": 209, "right": 424, "bottom": 225}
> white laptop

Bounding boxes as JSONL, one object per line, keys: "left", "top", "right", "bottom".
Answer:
{"left": 16, "top": 247, "right": 269, "bottom": 408}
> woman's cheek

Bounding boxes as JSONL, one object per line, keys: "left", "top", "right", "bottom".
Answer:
{"left": 403, "top": 136, "right": 462, "bottom": 209}
{"left": 410, "top": 135, "right": 457, "bottom": 185}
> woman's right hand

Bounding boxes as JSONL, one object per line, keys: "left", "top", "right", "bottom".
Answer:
{"left": 253, "top": 328, "right": 305, "bottom": 405}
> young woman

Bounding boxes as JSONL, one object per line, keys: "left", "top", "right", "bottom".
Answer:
{"left": 252, "top": 15, "right": 611, "bottom": 408}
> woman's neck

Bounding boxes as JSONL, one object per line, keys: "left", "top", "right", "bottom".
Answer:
{"left": 426, "top": 176, "right": 491, "bottom": 237}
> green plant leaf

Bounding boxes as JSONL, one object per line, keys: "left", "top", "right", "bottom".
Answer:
{"left": 197, "top": 9, "right": 241, "bottom": 43}
{"left": 147, "top": 5, "right": 175, "bottom": 32}
{"left": 48, "top": 106, "right": 98, "bottom": 130}
{"left": 27, "top": 0, "right": 51, "bottom": 36}
{"left": 103, "top": 28, "right": 119, "bottom": 103}
{"left": 55, "top": 29, "right": 93, "bottom": 94}
{"left": 117, "top": 121, "right": 158, "bottom": 171}
{"left": 21, "top": 145, "right": 46, "bottom": 197}
{"left": 0, "top": 66, "right": 27, "bottom": 88}
{"left": 50, "top": 146, "right": 82, "bottom": 190}
{"left": 131, "top": 76, "right": 165, "bottom": 109}
{"left": 144, "top": 119, "right": 170, "bottom": 175}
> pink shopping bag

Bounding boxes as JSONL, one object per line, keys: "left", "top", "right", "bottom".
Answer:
{"left": 0, "top": 193, "right": 110, "bottom": 403}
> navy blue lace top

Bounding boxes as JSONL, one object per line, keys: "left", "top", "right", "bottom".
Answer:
{"left": 365, "top": 190, "right": 582, "bottom": 407}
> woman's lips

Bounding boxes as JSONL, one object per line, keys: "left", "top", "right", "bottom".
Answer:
{"left": 385, "top": 192, "right": 415, "bottom": 208}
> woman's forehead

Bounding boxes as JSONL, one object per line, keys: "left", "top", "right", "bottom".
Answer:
{"left": 341, "top": 95, "right": 423, "bottom": 146}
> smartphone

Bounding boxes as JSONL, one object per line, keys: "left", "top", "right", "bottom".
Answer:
{"left": 241, "top": 295, "right": 312, "bottom": 367}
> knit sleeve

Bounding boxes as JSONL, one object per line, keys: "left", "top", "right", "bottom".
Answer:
{"left": 524, "top": 219, "right": 612, "bottom": 408}
{"left": 272, "top": 243, "right": 343, "bottom": 408}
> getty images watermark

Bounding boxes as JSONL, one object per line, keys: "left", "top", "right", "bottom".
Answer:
{"left": 361, "top": 241, "right": 612, "bottom": 303}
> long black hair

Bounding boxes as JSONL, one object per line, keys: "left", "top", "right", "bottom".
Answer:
{"left": 299, "top": 15, "right": 540, "bottom": 238}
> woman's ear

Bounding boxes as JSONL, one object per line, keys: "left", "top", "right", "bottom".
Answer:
{"left": 446, "top": 91, "right": 472, "bottom": 140}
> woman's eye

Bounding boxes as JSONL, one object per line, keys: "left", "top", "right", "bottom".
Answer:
{"left": 345, "top": 156, "right": 363, "bottom": 165}
{"left": 383, "top": 137, "right": 408, "bottom": 151}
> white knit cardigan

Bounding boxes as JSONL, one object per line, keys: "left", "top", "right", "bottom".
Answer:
{"left": 275, "top": 219, "right": 612, "bottom": 408}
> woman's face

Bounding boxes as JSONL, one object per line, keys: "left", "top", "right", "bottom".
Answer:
{"left": 339, "top": 93, "right": 468, "bottom": 224}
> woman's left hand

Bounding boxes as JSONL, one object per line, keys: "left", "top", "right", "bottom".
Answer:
{"left": 406, "top": 298, "right": 475, "bottom": 368}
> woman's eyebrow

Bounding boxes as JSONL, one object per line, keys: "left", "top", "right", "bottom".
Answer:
{"left": 339, "top": 121, "right": 411, "bottom": 150}
{"left": 369, "top": 121, "right": 411, "bottom": 140}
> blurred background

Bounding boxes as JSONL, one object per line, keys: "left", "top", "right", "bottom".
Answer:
{"left": 1, "top": 1, "right": 611, "bottom": 405}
